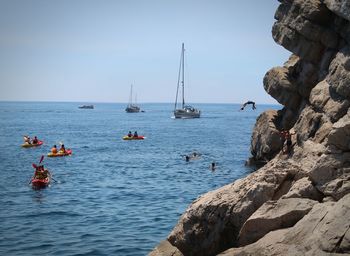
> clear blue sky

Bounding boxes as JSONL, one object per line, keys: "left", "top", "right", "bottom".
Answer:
{"left": 0, "top": 0, "right": 290, "bottom": 104}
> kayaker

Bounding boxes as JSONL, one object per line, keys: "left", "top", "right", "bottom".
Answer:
{"left": 51, "top": 145, "right": 58, "bottom": 154}
{"left": 128, "top": 131, "right": 132, "bottom": 137}
{"left": 133, "top": 131, "right": 138, "bottom": 137}
{"left": 23, "top": 135, "right": 31, "bottom": 144}
{"left": 34, "top": 165, "right": 49, "bottom": 179}
{"left": 32, "top": 136, "right": 38, "bottom": 144}
{"left": 59, "top": 144, "right": 66, "bottom": 153}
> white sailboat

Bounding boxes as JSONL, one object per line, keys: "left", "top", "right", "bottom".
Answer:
{"left": 125, "top": 84, "right": 140, "bottom": 113}
{"left": 174, "top": 43, "right": 200, "bottom": 118}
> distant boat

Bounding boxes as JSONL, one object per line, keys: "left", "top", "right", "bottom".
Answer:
{"left": 174, "top": 43, "right": 200, "bottom": 119}
{"left": 78, "top": 105, "right": 94, "bottom": 109}
{"left": 125, "top": 84, "right": 140, "bottom": 113}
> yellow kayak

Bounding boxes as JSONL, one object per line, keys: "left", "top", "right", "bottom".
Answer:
{"left": 47, "top": 149, "right": 72, "bottom": 157}
{"left": 21, "top": 141, "right": 43, "bottom": 148}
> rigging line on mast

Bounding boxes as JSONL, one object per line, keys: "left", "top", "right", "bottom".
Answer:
{"left": 174, "top": 45, "right": 183, "bottom": 110}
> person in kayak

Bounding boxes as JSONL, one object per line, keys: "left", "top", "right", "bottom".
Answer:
{"left": 128, "top": 131, "right": 132, "bottom": 137}
{"left": 133, "top": 131, "right": 138, "bottom": 137}
{"left": 23, "top": 135, "right": 31, "bottom": 144}
{"left": 51, "top": 145, "right": 58, "bottom": 154}
{"left": 59, "top": 144, "right": 66, "bottom": 153}
{"left": 34, "top": 165, "right": 49, "bottom": 179}
{"left": 32, "top": 136, "right": 38, "bottom": 144}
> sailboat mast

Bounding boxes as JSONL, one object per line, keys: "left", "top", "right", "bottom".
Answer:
{"left": 182, "top": 43, "right": 185, "bottom": 109}
{"left": 129, "top": 84, "right": 133, "bottom": 106}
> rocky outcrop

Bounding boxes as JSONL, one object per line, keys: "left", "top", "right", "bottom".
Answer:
{"left": 220, "top": 193, "right": 350, "bottom": 255}
{"left": 167, "top": 159, "right": 297, "bottom": 256}
{"left": 237, "top": 198, "right": 317, "bottom": 246}
{"left": 249, "top": 110, "right": 282, "bottom": 163}
{"left": 150, "top": 0, "right": 350, "bottom": 255}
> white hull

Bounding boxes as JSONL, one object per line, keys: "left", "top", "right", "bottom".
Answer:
{"left": 174, "top": 108, "right": 200, "bottom": 118}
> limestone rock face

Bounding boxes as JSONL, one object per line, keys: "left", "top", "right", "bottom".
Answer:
{"left": 150, "top": 0, "right": 350, "bottom": 255}
{"left": 325, "top": 0, "right": 350, "bottom": 21}
{"left": 237, "top": 198, "right": 317, "bottom": 246}
{"left": 327, "top": 108, "right": 350, "bottom": 150}
{"left": 250, "top": 110, "right": 282, "bottom": 163}
{"left": 282, "top": 177, "right": 323, "bottom": 201}
{"left": 148, "top": 240, "right": 183, "bottom": 256}
{"left": 263, "top": 67, "right": 302, "bottom": 111}
{"left": 220, "top": 193, "right": 350, "bottom": 255}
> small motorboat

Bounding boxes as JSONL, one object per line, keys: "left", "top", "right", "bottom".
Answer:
{"left": 78, "top": 105, "right": 94, "bottom": 109}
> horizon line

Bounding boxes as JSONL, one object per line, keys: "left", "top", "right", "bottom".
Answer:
{"left": 0, "top": 99, "right": 281, "bottom": 105}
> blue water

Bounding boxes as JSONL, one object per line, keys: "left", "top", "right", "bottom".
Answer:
{"left": 0, "top": 102, "right": 278, "bottom": 255}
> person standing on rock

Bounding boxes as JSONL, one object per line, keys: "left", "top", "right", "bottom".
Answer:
{"left": 280, "top": 130, "right": 295, "bottom": 154}
{"left": 285, "top": 130, "right": 295, "bottom": 154}
{"left": 279, "top": 130, "right": 286, "bottom": 152}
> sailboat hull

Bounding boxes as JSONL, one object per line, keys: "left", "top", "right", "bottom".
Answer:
{"left": 125, "top": 105, "right": 140, "bottom": 113}
{"left": 174, "top": 108, "right": 200, "bottom": 118}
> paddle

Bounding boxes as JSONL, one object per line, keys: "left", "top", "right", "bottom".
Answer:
{"left": 50, "top": 175, "right": 57, "bottom": 183}
{"left": 39, "top": 155, "right": 44, "bottom": 164}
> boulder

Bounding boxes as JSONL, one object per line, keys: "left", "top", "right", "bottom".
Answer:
{"left": 148, "top": 240, "right": 183, "bottom": 256}
{"left": 220, "top": 193, "right": 350, "bottom": 255}
{"left": 309, "top": 80, "right": 349, "bottom": 123}
{"left": 238, "top": 198, "right": 317, "bottom": 246}
{"left": 327, "top": 108, "right": 350, "bottom": 150}
{"left": 327, "top": 46, "right": 350, "bottom": 100}
{"left": 263, "top": 67, "right": 301, "bottom": 111}
{"left": 250, "top": 110, "right": 282, "bottom": 163}
{"left": 282, "top": 176, "right": 323, "bottom": 201}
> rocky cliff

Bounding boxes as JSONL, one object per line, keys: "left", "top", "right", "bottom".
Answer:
{"left": 150, "top": 0, "right": 350, "bottom": 255}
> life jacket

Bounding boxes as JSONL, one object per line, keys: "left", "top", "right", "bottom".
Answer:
{"left": 51, "top": 147, "right": 58, "bottom": 154}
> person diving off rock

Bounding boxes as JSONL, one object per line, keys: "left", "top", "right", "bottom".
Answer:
{"left": 240, "top": 101, "right": 256, "bottom": 110}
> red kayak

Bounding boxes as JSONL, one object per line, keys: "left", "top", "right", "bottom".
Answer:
{"left": 31, "top": 176, "right": 50, "bottom": 188}
{"left": 123, "top": 135, "right": 145, "bottom": 140}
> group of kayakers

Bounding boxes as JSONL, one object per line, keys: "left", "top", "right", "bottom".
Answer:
{"left": 23, "top": 135, "right": 39, "bottom": 145}
{"left": 22, "top": 135, "right": 72, "bottom": 188}
{"left": 50, "top": 144, "right": 67, "bottom": 154}
{"left": 127, "top": 131, "right": 139, "bottom": 138}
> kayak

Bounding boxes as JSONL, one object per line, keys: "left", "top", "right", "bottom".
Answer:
{"left": 21, "top": 140, "right": 43, "bottom": 148}
{"left": 31, "top": 176, "right": 50, "bottom": 188}
{"left": 47, "top": 149, "right": 72, "bottom": 157}
{"left": 123, "top": 135, "right": 145, "bottom": 140}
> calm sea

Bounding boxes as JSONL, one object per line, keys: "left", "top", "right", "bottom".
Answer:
{"left": 0, "top": 102, "right": 278, "bottom": 256}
